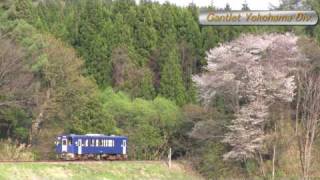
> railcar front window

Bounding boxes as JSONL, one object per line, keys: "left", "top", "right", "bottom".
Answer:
{"left": 62, "top": 140, "right": 67, "bottom": 145}
{"left": 55, "top": 140, "right": 60, "bottom": 145}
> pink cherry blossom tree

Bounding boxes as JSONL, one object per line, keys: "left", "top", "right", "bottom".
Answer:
{"left": 193, "top": 33, "right": 305, "bottom": 166}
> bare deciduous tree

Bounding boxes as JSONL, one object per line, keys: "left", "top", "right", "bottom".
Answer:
{"left": 0, "top": 36, "right": 38, "bottom": 139}
{"left": 296, "top": 70, "right": 320, "bottom": 179}
{"left": 0, "top": 37, "right": 36, "bottom": 107}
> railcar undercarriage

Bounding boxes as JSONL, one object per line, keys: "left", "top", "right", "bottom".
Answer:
{"left": 58, "top": 153, "right": 128, "bottom": 161}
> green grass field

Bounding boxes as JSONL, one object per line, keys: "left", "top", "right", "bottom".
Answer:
{"left": 0, "top": 161, "right": 203, "bottom": 180}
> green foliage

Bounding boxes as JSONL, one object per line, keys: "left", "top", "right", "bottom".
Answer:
{"left": 3, "top": 0, "right": 300, "bottom": 110}
{"left": 0, "top": 0, "right": 12, "bottom": 10}
{"left": 304, "top": 0, "right": 320, "bottom": 43}
{"left": 159, "top": 34, "right": 188, "bottom": 105}
{"left": 197, "top": 142, "right": 244, "bottom": 179}
{"left": 0, "top": 18, "right": 116, "bottom": 151}
{"left": 10, "top": 0, "right": 34, "bottom": 21}
{"left": 100, "top": 88, "right": 182, "bottom": 159}
{"left": 110, "top": 46, "right": 155, "bottom": 99}
{"left": 134, "top": 4, "right": 158, "bottom": 57}
{"left": 12, "top": 0, "right": 211, "bottom": 104}
{"left": 69, "top": 97, "right": 116, "bottom": 135}
{"left": 31, "top": 54, "right": 48, "bottom": 72}
{"left": 244, "top": 160, "right": 260, "bottom": 177}
{"left": 0, "top": 106, "right": 31, "bottom": 141}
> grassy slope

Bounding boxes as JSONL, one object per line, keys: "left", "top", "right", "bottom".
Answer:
{"left": 0, "top": 161, "right": 203, "bottom": 180}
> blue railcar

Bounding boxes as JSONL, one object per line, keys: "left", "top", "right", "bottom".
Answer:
{"left": 55, "top": 134, "right": 128, "bottom": 160}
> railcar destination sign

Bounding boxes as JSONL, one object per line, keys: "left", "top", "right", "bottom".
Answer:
{"left": 199, "top": 10, "right": 318, "bottom": 25}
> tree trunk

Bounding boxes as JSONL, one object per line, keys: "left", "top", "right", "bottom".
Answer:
{"left": 272, "top": 145, "right": 276, "bottom": 180}
{"left": 29, "top": 89, "right": 51, "bottom": 145}
{"left": 258, "top": 152, "right": 265, "bottom": 177}
{"left": 272, "top": 123, "right": 277, "bottom": 180}
{"left": 295, "top": 74, "right": 301, "bottom": 135}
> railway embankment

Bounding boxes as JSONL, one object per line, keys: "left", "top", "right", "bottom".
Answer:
{"left": 0, "top": 161, "right": 203, "bottom": 180}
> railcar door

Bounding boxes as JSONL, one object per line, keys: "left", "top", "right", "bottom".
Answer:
{"left": 61, "top": 137, "right": 68, "bottom": 152}
{"left": 122, "top": 139, "right": 127, "bottom": 154}
{"left": 78, "top": 139, "right": 82, "bottom": 154}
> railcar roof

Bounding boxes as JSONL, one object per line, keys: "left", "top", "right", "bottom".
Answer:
{"left": 58, "top": 134, "right": 127, "bottom": 138}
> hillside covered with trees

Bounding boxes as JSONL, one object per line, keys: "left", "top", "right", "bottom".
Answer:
{"left": 1, "top": 0, "right": 320, "bottom": 179}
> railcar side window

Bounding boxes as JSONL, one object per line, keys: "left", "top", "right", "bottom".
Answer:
{"left": 96, "top": 139, "right": 99, "bottom": 147}
{"left": 85, "top": 140, "right": 88, "bottom": 147}
{"left": 91, "top": 139, "right": 94, "bottom": 147}
{"left": 108, "top": 140, "right": 113, "bottom": 147}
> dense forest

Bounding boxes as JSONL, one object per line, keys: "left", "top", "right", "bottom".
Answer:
{"left": 1, "top": 0, "right": 320, "bottom": 179}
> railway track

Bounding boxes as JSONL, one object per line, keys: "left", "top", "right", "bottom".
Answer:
{"left": 0, "top": 160, "right": 164, "bottom": 163}
{"left": 0, "top": 160, "right": 126, "bottom": 163}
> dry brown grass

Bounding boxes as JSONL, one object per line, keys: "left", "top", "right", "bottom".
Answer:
{"left": 0, "top": 139, "right": 35, "bottom": 161}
